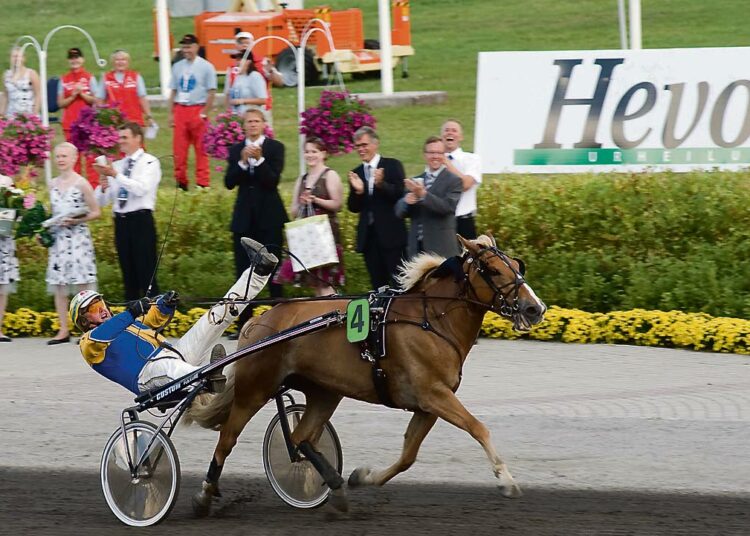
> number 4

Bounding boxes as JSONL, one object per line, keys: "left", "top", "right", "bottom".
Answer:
{"left": 346, "top": 299, "right": 370, "bottom": 343}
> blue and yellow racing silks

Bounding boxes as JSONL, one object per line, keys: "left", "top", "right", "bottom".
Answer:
{"left": 79, "top": 297, "right": 176, "bottom": 394}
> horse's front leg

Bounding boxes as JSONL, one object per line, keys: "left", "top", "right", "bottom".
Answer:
{"left": 421, "top": 388, "right": 522, "bottom": 499}
{"left": 348, "top": 410, "right": 437, "bottom": 487}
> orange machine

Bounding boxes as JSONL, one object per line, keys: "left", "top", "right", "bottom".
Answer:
{"left": 193, "top": 1, "right": 414, "bottom": 86}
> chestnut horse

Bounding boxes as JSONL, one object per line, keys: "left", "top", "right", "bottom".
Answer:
{"left": 188, "top": 235, "right": 546, "bottom": 514}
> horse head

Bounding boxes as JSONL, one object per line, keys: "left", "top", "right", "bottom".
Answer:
{"left": 458, "top": 234, "right": 546, "bottom": 332}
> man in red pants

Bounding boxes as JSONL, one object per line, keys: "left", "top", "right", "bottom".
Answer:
{"left": 57, "top": 47, "right": 99, "bottom": 187}
{"left": 168, "top": 34, "right": 217, "bottom": 191}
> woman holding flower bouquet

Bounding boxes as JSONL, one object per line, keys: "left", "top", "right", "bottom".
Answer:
{"left": 274, "top": 137, "right": 345, "bottom": 296}
{"left": 0, "top": 174, "right": 20, "bottom": 342}
{"left": 45, "top": 142, "right": 101, "bottom": 345}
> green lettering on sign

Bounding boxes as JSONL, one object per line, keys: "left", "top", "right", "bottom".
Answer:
{"left": 346, "top": 299, "right": 370, "bottom": 343}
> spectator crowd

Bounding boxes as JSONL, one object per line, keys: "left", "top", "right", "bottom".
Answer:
{"left": 0, "top": 33, "right": 482, "bottom": 345}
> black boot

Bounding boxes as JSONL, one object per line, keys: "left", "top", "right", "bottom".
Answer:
{"left": 240, "top": 237, "right": 279, "bottom": 276}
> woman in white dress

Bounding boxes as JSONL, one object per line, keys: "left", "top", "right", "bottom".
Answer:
{"left": 46, "top": 142, "right": 100, "bottom": 344}
{"left": 0, "top": 174, "right": 19, "bottom": 342}
{"left": 0, "top": 47, "right": 41, "bottom": 117}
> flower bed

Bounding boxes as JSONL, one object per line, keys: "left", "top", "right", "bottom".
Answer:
{"left": 4, "top": 306, "right": 750, "bottom": 355}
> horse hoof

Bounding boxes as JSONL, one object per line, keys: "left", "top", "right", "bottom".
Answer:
{"left": 192, "top": 491, "right": 212, "bottom": 517}
{"left": 347, "top": 466, "right": 372, "bottom": 488}
{"left": 328, "top": 486, "right": 349, "bottom": 513}
{"left": 498, "top": 482, "right": 523, "bottom": 499}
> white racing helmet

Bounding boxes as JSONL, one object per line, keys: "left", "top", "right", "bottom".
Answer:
{"left": 69, "top": 289, "right": 103, "bottom": 331}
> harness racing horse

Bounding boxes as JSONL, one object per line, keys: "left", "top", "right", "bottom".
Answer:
{"left": 188, "top": 234, "right": 546, "bottom": 514}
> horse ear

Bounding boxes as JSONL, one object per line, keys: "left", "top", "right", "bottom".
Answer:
{"left": 513, "top": 257, "right": 526, "bottom": 276}
{"left": 486, "top": 230, "right": 497, "bottom": 247}
{"left": 457, "top": 234, "right": 475, "bottom": 252}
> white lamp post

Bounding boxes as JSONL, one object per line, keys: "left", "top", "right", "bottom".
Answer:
{"left": 243, "top": 19, "right": 339, "bottom": 177}
{"left": 15, "top": 26, "right": 107, "bottom": 184}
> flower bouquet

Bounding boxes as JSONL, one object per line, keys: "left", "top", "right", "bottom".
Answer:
{"left": 203, "top": 112, "right": 245, "bottom": 161}
{"left": 15, "top": 196, "right": 54, "bottom": 248}
{"left": 203, "top": 112, "right": 274, "bottom": 171}
{"left": 0, "top": 182, "right": 49, "bottom": 243}
{"left": 0, "top": 113, "right": 54, "bottom": 177}
{"left": 300, "top": 90, "right": 376, "bottom": 155}
{"left": 69, "top": 105, "right": 124, "bottom": 156}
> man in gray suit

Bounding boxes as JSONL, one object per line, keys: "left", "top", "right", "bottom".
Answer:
{"left": 395, "top": 136, "right": 463, "bottom": 259}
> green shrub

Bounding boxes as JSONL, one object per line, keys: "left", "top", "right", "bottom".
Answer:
{"left": 8, "top": 170, "right": 750, "bottom": 318}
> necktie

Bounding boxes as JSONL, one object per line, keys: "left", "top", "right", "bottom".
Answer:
{"left": 118, "top": 157, "right": 135, "bottom": 209}
{"left": 448, "top": 154, "right": 454, "bottom": 160}
{"left": 366, "top": 164, "right": 374, "bottom": 195}
{"left": 425, "top": 172, "right": 437, "bottom": 189}
{"left": 366, "top": 164, "right": 374, "bottom": 224}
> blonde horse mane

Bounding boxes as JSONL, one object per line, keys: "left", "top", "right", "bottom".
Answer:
{"left": 395, "top": 235, "right": 495, "bottom": 291}
{"left": 395, "top": 253, "right": 446, "bottom": 290}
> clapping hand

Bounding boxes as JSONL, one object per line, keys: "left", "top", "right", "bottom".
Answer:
{"left": 405, "top": 178, "right": 426, "bottom": 198}
{"left": 299, "top": 188, "right": 314, "bottom": 205}
{"left": 243, "top": 145, "right": 262, "bottom": 160}
{"left": 372, "top": 167, "right": 384, "bottom": 187}
{"left": 348, "top": 171, "right": 364, "bottom": 194}
{"left": 404, "top": 192, "right": 420, "bottom": 205}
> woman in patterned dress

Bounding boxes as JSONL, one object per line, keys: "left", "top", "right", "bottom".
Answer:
{"left": 0, "top": 174, "right": 19, "bottom": 342}
{"left": 0, "top": 47, "right": 41, "bottom": 117}
{"left": 275, "top": 137, "right": 345, "bottom": 296}
{"left": 45, "top": 142, "right": 101, "bottom": 344}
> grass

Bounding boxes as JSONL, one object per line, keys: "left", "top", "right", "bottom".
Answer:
{"left": 3, "top": 0, "right": 750, "bottom": 310}
{"left": 2, "top": 0, "right": 749, "bottom": 181}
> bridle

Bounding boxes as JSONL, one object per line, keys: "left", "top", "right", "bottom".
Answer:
{"left": 463, "top": 246, "right": 526, "bottom": 318}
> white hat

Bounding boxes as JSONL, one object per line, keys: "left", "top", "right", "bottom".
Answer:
{"left": 235, "top": 31, "right": 255, "bottom": 42}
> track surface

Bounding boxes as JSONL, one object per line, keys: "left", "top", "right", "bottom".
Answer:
{"left": 2, "top": 468, "right": 748, "bottom": 535}
{"left": 2, "top": 338, "right": 750, "bottom": 534}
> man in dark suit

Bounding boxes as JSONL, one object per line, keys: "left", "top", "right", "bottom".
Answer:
{"left": 225, "top": 109, "right": 287, "bottom": 334}
{"left": 395, "top": 136, "right": 462, "bottom": 259}
{"left": 347, "top": 126, "right": 407, "bottom": 289}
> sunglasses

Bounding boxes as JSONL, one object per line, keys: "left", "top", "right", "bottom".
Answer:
{"left": 86, "top": 299, "right": 108, "bottom": 316}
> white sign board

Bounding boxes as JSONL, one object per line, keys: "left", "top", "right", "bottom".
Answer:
{"left": 475, "top": 47, "right": 750, "bottom": 173}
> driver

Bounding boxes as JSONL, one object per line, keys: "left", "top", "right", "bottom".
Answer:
{"left": 72, "top": 238, "right": 277, "bottom": 395}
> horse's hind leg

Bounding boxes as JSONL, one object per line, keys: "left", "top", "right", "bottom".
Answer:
{"left": 289, "top": 388, "right": 348, "bottom": 512}
{"left": 348, "top": 410, "right": 437, "bottom": 488}
{"left": 193, "top": 364, "right": 280, "bottom": 516}
{"left": 421, "top": 388, "right": 522, "bottom": 499}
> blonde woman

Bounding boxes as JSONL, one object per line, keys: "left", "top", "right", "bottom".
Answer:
{"left": 46, "top": 142, "right": 101, "bottom": 344}
{"left": 0, "top": 47, "right": 41, "bottom": 117}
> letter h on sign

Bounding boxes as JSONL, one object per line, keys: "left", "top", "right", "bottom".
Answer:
{"left": 534, "top": 58, "right": 625, "bottom": 150}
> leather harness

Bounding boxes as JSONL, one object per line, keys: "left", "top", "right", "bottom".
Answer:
{"left": 357, "top": 248, "right": 527, "bottom": 409}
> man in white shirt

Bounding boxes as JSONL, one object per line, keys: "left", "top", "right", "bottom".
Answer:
{"left": 441, "top": 119, "right": 482, "bottom": 239}
{"left": 93, "top": 122, "right": 162, "bottom": 301}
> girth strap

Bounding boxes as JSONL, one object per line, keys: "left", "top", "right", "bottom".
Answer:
{"left": 371, "top": 363, "right": 397, "bottom": 408}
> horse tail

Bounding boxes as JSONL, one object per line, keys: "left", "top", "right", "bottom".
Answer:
{"left": 184, "top": 365, "right": 236, "bottom": 430}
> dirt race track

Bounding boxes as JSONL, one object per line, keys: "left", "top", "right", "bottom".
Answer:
{"left": 2, "top": 338, "right": 750, "bottom": 535}
{"left": 1, "top": 468, "right": 748, "bottom": 536}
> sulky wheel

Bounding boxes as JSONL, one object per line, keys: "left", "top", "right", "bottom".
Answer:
{"left": 100, "top": 420, "right": 181, "bottom": 527}
{"left": 262, "top": 404, "right": 343, "bottom": 509}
